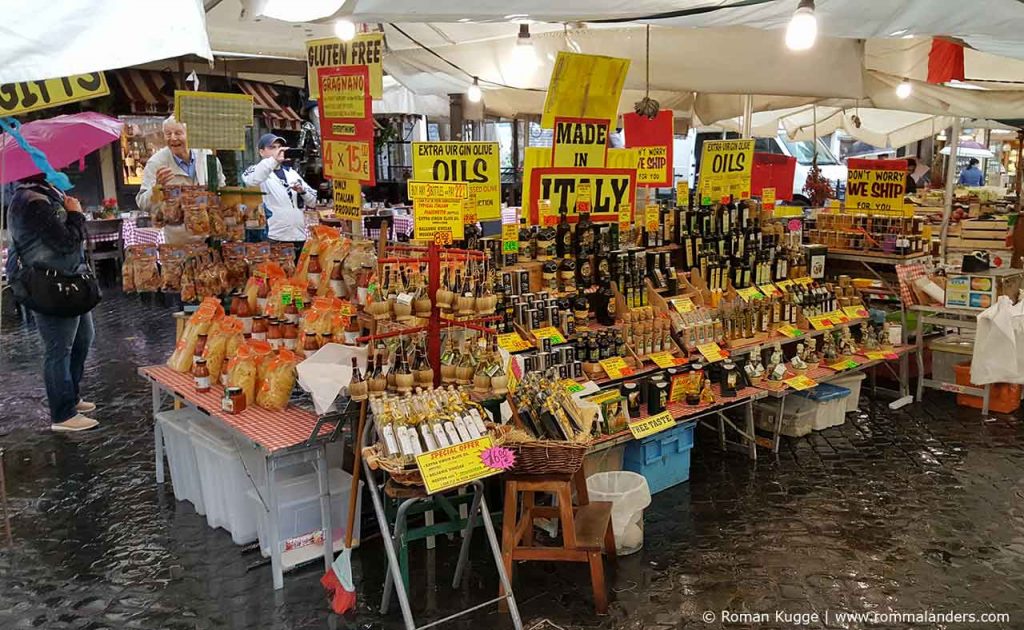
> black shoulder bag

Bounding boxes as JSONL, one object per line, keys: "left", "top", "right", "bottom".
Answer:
{"left": 9, "top": 225, "right": 102, "bottom": 318}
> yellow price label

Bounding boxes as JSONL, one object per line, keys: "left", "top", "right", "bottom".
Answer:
{"left": 793, "top": 277, "right": 814, "bottom": 286}
{"left": 843, "top": 305, "right": 869, "bottom": 319}
{"left": 532, "top": 326, "right": 566, "bottom": 345}
{"left": 562, "top": 379, "right": 585, "bottom": 393}
{"left": 758, "top": 283, "right": 782, "bottom": 298}
{"left": 502, "top": 223, "right": 519, "bottom": 253}
{"left": 776, "top": 279, "right": 795, "bottom": 291}
{"left": 649, "top": 351, "right": 685, "bottom": 369}
{"left": 776, "top": 324, "right": 804, "bottom": 338}
{"left": 762, "top": 187, "right": 776, "bottom": 206}
{"left": 599, "top": 357, "right": 632, "bottom": 379}
{"left": 697, "top": 342, "right": 725, "bottom": 363}
{"left": 415, "top": 436, "right": 503, "bottom": 495}
{"left": 736, "top": 286, "right": 764, "bottom": 302}
{"left": 670, "top": 297, "right": 695, "bottom": 314}
{"left": 497, "top": 332, "right": 532, "bottom": 353}
{"left": 864, "top": 350, "right": 899, "bottom": 361}
{"left": 628, "top": 411, "right": 676, "bottom": 440}
{"left": 807, "top": 315, "right": 834, "bottom": 330}
{"left": 784, "top": 375, "right": 817, "bottom": 391}
{"left": 828, "top": 359, "right": 859, "bottom": 371}
{"left": 538, "top": 199, "right": 557, "bottom": 226}
{"left": 773, "top": 205, "right": 804, "bottom": 218}
{"left": 676, "top": 180, "right": 689, "bottom": 201}
{"left": 644, "top": 206, "right": 659, "bottom": 234}
{"left": 576, "top": 182, "right": 593, "bottom": 204}
{"left": 619, "top": 202, "right": 632, "bottom": 231}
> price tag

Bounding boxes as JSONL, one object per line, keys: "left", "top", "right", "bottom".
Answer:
{"left": 776, "top": 324, "right": 804, "bottom": 338}
{"left": 576, "top": 182, "right": 593, "bottom": 205}
{"left": 645, "top": 206, "right": 659, "bottom": 234}
{"left": 599, "top": 357, "right": 632, "bottom": 379}
{"left": 697, "top": 342, "right": 725, "bottom": 363}
{"left": 758, "top": 283, "right": 782, "bottom": 298}
{"left": 538, "top": 199, "right": 557, "bottom": 226}
{"left": 675, "top": 180, "right": 688, "bottom": 200}
{"left": 415, "top": 436, "right": 503, "bottom": 495}
{"left": 628, "top": 411, "right": 675, "bottom": 440}
{"left": 670, "top": 297, "right": 695, "bottom": 314}
{"left": 776, "top": 279, "right": 795, "bottom": 291}
{"left": 833, "top": 311, "right": 851, "bottom": 324}
{"left": 828, "top": 358, "right": 859, "bottom": 371}
{"left": 807, "top": 315, "right": 833, "bottom": 330}
{"left": 501, "top": 223, "right": 519, "bottom": 253}
{"left": 736, "top": 286, "right": 764, "bottom": 302}
{"left": 843, "top": 305, "right": 869, "bottom": 319}
{"left": 532, "top": 326, "right": 566, "bottom": 346}
{"left": 794, "top": 277, "right": 814, "bottom": 286}
{"left": 864, "top": 350, "right": 899, "bottom": 361}
{"left": 784, "top": 375, "right": 817, "bottom": 391}
{"left": 561, "top": 379, "right": 585, "bottom": 393}
{"left": 433, "top": 231, "right": 453, "bottom": 246}
{"left": 762, "top": 187, "right": 776, "bottom": 206}
{"left": 618, "top": 202, "right": 632, "bottom": 231}
{"left": 497, "top": 332, "right": 532, "bottom": 353}
{"left": 649, "top": 351, "right": 685, "bottom": 369}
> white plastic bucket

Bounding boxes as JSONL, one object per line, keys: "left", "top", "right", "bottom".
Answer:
{"left": 586, "top": 471, "right": 651, "bottom": 555}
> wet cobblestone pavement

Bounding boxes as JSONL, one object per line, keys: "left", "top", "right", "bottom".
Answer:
{"left": 1, "top": 292, "right": 1023, "bottom": 629}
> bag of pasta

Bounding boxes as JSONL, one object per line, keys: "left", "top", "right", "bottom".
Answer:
{"left": 203, "top": 316, "right": 245, "bottom": 384}
{"left": 256, "top": 349, "right": 300, "bottom": 411}
{"left": 244, "top": 259, "right": 282, "bottom": 312}
{"left": 317, "top": 237, "right": 352, "bottom": 297}
{"left": 227, "top": 340, "right": 273, "bottom": 405}
{"left": 122, "top": 248, "right": 136, "bottom": 293}
{"left": 167, "top": 298, "right": 225, "bottom": 372}
{"left": 222, "top": 242, "right": 249, "bottom": 292}
{"left": 159, "top": 245, "right": 187, "bottom": 292}
{"left": 162, "top": 198, "right": 185, "bottom": 225}
{"left": 185, "top": 204, "right": 211, "bottom": 236}
{"left": 208, "top": 205, "right": 227, "bottom": 239}
{"left": 132, "top": 245, "right": 161, "bottom": 292}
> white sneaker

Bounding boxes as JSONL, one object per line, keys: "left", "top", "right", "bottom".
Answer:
{"left": 76, "top": 399, "right": 96, "bottom": 413}
{"left": 51, "top": 414, "right": 99, "bottom": 432}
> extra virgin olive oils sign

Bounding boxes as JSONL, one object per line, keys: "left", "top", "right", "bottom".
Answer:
{"left": 0, "top": 72, "right": 109, "bottom": 116}
{"left": 412, "top": 142, "right": 501, "bottom": 221}
{"left": 697, "top": 139, "right": 754, "bottom": 204}
{"left": 527, "top": 167, "right": 637, "bottom": 224}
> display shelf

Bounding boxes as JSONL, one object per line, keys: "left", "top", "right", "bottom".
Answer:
{"left": 824, "top": 250, "right": 929, "bottom": 264}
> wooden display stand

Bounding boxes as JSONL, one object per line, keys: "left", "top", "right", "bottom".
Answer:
{"left": 499, "top": 470, "right": 616, "bottom": 614}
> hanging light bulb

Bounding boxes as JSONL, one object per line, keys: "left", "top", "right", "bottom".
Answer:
{"left": 785, "top": 0, "right": 817, "bottom": 51}
{"left": 334, "top": 19, "right": 357, "bottom": 41}
{"left": 896, "top": 78, "right": 913, "bottom": 99}
{"left": 467, "top": 77, "right": 482, "bottom": 103}
{"left": 512, "top": 23, "right": 539, "bottom": 70}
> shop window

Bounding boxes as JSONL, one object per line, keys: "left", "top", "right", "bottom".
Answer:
{"left": 119, "top": 115, "right": 166, "bottom": 186}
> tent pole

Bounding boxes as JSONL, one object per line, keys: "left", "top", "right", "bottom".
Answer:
{"left": 741, "top": 95, "right": 753, "bottom": 138}
{"left": 1011, "top": 130, "right": 1024, "bottom": 268}
{"left": 939, "top": 117, "right": 961, "bottom": 264}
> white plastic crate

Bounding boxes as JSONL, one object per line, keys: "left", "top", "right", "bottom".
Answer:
{"left": 155, "top": 409, "right": 207, "bottom": 515}
{"left": 189, "top": 420, "right": 259, "bottom": 545}
{"left": 830, "top": 372, "right": 866, "bottom": 414}
{"left": 246, "top": 467, "right": 363, "bottom": 558}
{"left": 754, "top": 401, "right": 817, "bottom": 438}
{"left": 791, "top": 383, "right": 851, "bottom": 430}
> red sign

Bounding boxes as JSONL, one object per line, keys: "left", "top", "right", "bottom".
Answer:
{"left": 527, "top": 167, "right": 637, "bottom": 225}
{"left": 750, "top": 153, "right": 796, "bottom": 201}
{"left": 623, "top": 110, "right": 674, "bottom": 187}
{"left": 317, "top": 65, "right": 375, "bottom": 185}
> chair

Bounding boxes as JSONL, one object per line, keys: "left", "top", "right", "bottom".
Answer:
{"left": 85, "top": 219, "right": 124, "bottom": 274}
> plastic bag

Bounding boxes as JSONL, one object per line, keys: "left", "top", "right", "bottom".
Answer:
{"left": 203, "top": 316, "right": 245, "bottom": 384}
{"left": 167, "top": 298, "right": 225, "bottom": 372}
{"left": 256, "top": 349, "right": 299, "bottom": 411}
{"left": 227, "top": 340, "right": 273, "bottom": 405}
{"left": 971, "top": 296, "right": 1019, "bottom": 385}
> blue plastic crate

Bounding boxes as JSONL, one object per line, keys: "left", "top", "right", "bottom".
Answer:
{"left": 623, "top": 420, "right": 695, "bottom": 494}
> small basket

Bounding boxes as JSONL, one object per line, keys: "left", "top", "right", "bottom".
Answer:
{"left": 505, "top": 440, "right": 588, "bottom": 475}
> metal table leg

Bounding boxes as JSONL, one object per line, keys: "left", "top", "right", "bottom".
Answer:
{"left": 474, "top": 480, "right": 523, "bottom": 630}
{"left": 744, "top": 401, "right": 757, "bottom": 461}
{"left": 266, "top": 455, "right": 284, "bottom": 590}
{"left": 982, "top": 383, "right": 991, "bottom": 416}
{"left": 452, "top": 482, "right": 483, "bottom": 588}
{"left": 381, "top": 497, "right": 417, "bottom": 614}
{"left": 915, "top": 312, "right": 925, "bottom": 402}
{"left": 152, "top": 381, "right": 166, "bottom": 484}
{"left": 772, "top": 396, "right": 787, "bottom": 454}
{"left": 316, "top": 444, "right": 333, "bottom": 573}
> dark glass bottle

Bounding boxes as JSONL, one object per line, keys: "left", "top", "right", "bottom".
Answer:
{"left": 556, "top": 209, "right": 572, "bottom": 257}
{"left": 577, "top": 255, "right": 594, "bottom": 288}
{"left": 594, "top": 279, "right": 617, "bottom": 326}
{"left": 587, "top": 333, "right": 600, "bottom": 363}
{"left": 598, "top": 332, "right": 611, "bottom": 360}
{"left": 574, "top": 211, "right": 595, "bottom": 257}
{"left": 572, "top": 288, "right": 590, "bottom": 324}
{"left": 559, "top": 256, "right": 577, "bottom": 292}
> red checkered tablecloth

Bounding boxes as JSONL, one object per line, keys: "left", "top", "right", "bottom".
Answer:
{"left": 363, "top": 214, "right": 413, "bottom": 240}
{"left": 141, "top": 365, "right": 331, "bottom": 452}
{"left": 90, "top": 220, "right": 165, "bottom": 247}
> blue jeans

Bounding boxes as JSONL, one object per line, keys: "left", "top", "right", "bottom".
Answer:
{"left": 34, "top": 311, "right": 94, "bottom": 423}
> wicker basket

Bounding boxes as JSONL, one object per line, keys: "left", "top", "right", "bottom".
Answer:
{"left": 505, "top": 440, "right": 588, "bottom": 475}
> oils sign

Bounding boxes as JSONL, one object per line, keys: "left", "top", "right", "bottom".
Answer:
{"left": 411, "top": 142, "right": 501, "bottom": 221}
{"left": 697, "top": 139, "right": 754, "bottom": 203}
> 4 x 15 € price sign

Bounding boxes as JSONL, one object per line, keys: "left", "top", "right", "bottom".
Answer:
{"left": 324, "top": 140, "right": 374, "bottom": 185}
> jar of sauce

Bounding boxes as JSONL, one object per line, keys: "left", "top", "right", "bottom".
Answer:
{"left": 283, "top": 300, "right": 299, "bottom": 324}
{"left": 193, "top": 358, "right": 211, "bottom": 392}
{"left": 307, "top": 253, "right": 322, "bottom": 297}
{"left": 282, "top": 322, "right": 298, "bottom": 350}
{"left": 251, "top": 315, "right": 268, "bottom": 341}
{"left": 222, "top": 386, "right": 246, "bottom": 414}
{"left": 193, "top": 333, "right": 208, "bottom": 360}
{"left": 329, "top": 261, "right": 344, "bottom": 297}
{"left": 301, "top": 330, "right": 320, "bottom": 357}
{"left": 266, "top": 318, "right": 282, "bottom": 349}
{"left": 256, "top": 278, "right": 270, "bottom": 310}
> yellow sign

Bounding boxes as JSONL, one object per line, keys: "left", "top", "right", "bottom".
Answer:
{"left": 762, "top": 187, "right": 776, "bottom": 206}
{"left": 174, "top": 91, "right": 253, "bottom": 151}
{"left": 773, "top": 205, "right": 804, "bottom": 218}
{"left": 552, "top": 118, "right": 608, "bottom": 168}
{"left": 759, "top": 283, "right": 782, "bottom": 298}
{"left": 644, "top": 206, "right": 659, "bottom": 234}
{"left": 532, "top": 326, "right": 566, "bottom": 345}
{"left": 562, "top": 379, "right": 585, "bottom": 394}
{"left": 776, "top": 279, "right": 795, "bottom": 291}
{"left": 649, "top": 351, "right": 685, "bottom": 369}
{"left": 776, "top": 324, "right": 804, "bottom": 338}
{"left": 415, "top": 436, "right": 502, "bottom": 495}
{"left": 324, "top": 140, "right": 373, "bottom": 183}
{"left": 502, "top": 223, "right": 519, "bottom": 253}
{"left": 332, "top": 178, "right": 362, "bottom": 221}
{"left": 828, "top": 359, "right": 859, "bottom": 371}
{"left": 320, "top": 72, "right": 367, "bottom": 119}
{"left": 541, "top": 52, "right": 630, "bottom": 128}
{"left": 599, "top": 357, "right": 632, "bottom": 379}
{"left": 497, "top": 332, "right": 532, "bottom": 353}
{"left": 807, "top": 315, "right": 835, "bottom": 330}
{"left": 633, "top": 146, "right": 670, "bottom": 186}
{"left": 697, "top": 139, "right": 754, "bottom": 203}
{"left": 628, "top": 411, "right": 675, "bottom": 440}
{"left": 608, "top": 147, "right": 640, "bottom": 170}
{"left": 736, "top": 287, "right": 764, "bottom": 302}
{"left": 306, "top": 33, "right": 384, "bottom": 99}
{"left": 538, "top": 199, "right": 556, "bottom": 226}
{"left": 618, "top": 202, "right": 632, "bottom": 231}
{"left": 675, "top": 180, "right": 689, "bottom": 201}
{"left": 533, "top": 170, "right": 635, "bottom": 221}
{"left": 0, "top": 72, "right": 109, "bottom": 117}
{"left": 843, "top": 305, "right": 869, "bottom": 319}
{"left": 462, "top": 195, "right": 478, "bottom": 225}
{"left": 697, "top": 342, "right": 725, "bottom": 363}
{"left": 785, "top": 375, "right": 817, "bottom": 391}
{"left": 576, "top": 182, "right": 593, "bottom": 205}
{"left": 670, "top": 297, "right": 696, "bottom": 314}
{"left": 412, "top": 142, "right": 501, "bottom": 221}
{"left": 864, "top": 350, "right": 899, "bottom": 361}
{"left": 407, "top": 181, "right": 469, "bottom": 200}
{"left": 794, "top": 277, "right": 814, "bottom": 286}
{"left": 846, "top": 168, "right": 908, "bottom": 216}
{"left": 413, "top": 199, "right": 466, "bottom": 243}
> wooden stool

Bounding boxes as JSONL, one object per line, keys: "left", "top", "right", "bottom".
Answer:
{"left": 499, "top": 470, "right": 616, "bottom": 614}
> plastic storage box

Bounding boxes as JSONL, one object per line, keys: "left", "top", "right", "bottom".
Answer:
{"left": 623, "top": 420, "right": 695, "bottom": 494}
{"left": 793, "top": 383, "right": 851, "bottom": 430}
{"left": 156, "top": 408, "right": 207, "bottom": 515}
{"left": 954, "top": 362, "right": 1021, "bottom": 414}
{"left": 830, "top": 372, "right": 866, "bottom": 413}
{"left": 754, "top": 401, "right": 816, "bottom": 437}
{"left": 247, "top": 467, "right": 363, "bottom": 558}
{"left": 189, "top": 420, "right": 259, "bottom": 545}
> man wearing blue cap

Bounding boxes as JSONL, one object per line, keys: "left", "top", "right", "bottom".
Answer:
{"left": 242, "top": 133, "right": 317, "bottom": 256}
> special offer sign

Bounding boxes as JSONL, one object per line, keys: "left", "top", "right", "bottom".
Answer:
{"left": 318, "top": 65, "right": 375, "bottom": 185}
{"left": 623, "top": 110, "right": 673, "bottom": 187}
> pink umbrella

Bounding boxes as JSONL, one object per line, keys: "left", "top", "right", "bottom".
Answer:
{"left": 0, "top": 112, "right": 124, "bottom": 184}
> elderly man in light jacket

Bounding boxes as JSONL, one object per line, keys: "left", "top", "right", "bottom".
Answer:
{"left": 136, "top": 115, "right": 225, "bottom": 244}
